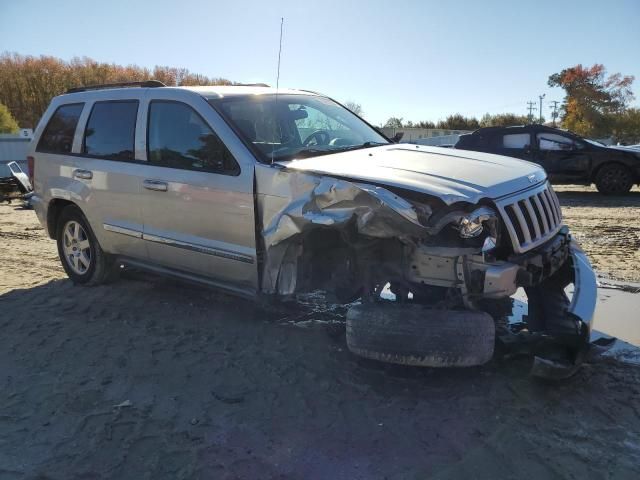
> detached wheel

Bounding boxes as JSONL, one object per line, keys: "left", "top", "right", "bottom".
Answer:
{"left": 56, "top": 205, "right": 118, "bottom": 285}
{"left": 595, "top": 164, "right": 634, "bottom": 195}
{"left": 346, "top": 304, "right": 495, "bottom": 367}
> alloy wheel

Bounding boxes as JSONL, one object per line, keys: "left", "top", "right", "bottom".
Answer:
{"left": 62, "top": 220, "right": 92, "bottom": 275}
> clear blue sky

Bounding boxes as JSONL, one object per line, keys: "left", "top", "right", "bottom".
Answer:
{"left": 1, "top": 0, "right": 638, "bottom": 126}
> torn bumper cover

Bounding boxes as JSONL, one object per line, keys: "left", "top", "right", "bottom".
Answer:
{"left": 530, "top": 240, "right": 615, "bottom": 379}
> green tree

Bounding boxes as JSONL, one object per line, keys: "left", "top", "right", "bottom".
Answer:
{"left": 0, "top": 102, "right": 19, "bottom": 133}
{"left": 611, "top": 108, "right": 640, "bottom": 144}
{"left": 415, "top": 120, "right": 436, "bottom": 129}
{"left": 548, "top": 64, "right": 635, "bottom": 137}
{"left": 436, "top": 114, "right": 479, "bottom": 130}
{"left": 480, "top": 112, "right": 530, "bottom": 127}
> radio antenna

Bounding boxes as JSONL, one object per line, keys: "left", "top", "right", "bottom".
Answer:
{"left": 276, "top": 17, "right": 284, "bottom": 91}
{"left": 271, "top": 17, "right": 284, "bottom": 163}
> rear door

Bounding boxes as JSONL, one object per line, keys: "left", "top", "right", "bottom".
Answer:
{"left": 72, "top": 91, "right": 148, "bottom": 259}
{"left": 139, "top": 89, "right": 258, "bottom": 294}
{"left": 533, "top": 131, "right": 591, "bottom": 181}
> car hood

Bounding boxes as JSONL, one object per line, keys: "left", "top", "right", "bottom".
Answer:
{"left": 277, "top": 144, "right": 546, "bottom": 205}
{"left": 605, "top": 145, "right": 640, "bottom": 155}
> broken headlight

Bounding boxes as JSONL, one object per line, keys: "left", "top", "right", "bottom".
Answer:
{"left": 458, "top": 207, "right": 499, "bottom": 252}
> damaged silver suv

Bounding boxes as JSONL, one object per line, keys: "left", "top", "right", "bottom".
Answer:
{"left": 29, "top": 82, "right": 602, "bottom": 377}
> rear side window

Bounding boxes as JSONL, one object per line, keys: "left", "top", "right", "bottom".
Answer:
{"left": 83, "top": 101, "right": 138, "bottom": 160}
{"left": 37, "top": 103, "right": 84, "bottom": 154}
{"left": 147, "top": 101, "right": 239, "bottom": 175}
{"left": 502, "top": 133, "right": 530, "bottom": 149}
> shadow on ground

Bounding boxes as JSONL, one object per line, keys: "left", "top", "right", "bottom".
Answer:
{"left": 1, "top": 276, "right": 639, "bottom": 479}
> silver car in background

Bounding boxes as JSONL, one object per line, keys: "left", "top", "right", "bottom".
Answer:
{"left": 28, "top": 82, "right": 602, "bottom": 377}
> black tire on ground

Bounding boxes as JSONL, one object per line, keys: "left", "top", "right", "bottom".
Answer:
{"left": 346, "top": 304, "right": 495, "bottom": 367}
{"left": 56, "top": 205, "right": 119, "bottom": 286}
{"left": 595, "top": 163, "right": 634, "bottom": 195}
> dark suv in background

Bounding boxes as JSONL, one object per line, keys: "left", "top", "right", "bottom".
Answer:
{"left": 455, "top": 125, "right": 640, "bottom": 194}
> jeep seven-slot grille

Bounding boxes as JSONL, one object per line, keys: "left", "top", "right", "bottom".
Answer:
{"left": 495, "top": 182, "right": 563, "bottom": 254}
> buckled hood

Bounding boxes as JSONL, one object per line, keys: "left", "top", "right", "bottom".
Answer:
{"left": 278, "top": 144, "right": 547, "bottom": 205}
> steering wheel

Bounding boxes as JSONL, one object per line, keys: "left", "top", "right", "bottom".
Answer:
{"left": 302, "top": 130, "right": 331, "bottom": 146}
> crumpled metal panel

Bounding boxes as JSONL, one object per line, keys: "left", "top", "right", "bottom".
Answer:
{"left": 255, "top": 164, "right": 431, "bottom": 294}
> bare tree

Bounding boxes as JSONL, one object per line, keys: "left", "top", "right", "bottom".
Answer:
{"left": 344, "top": 101, "right": 363, "bottom": 117}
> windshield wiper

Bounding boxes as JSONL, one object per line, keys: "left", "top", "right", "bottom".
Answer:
{"left": 341, "top": 141, "right": 388, "bottom": 151}
{"left": 274, "top": 148, "right": 337, "bottom": 162}
{"left": 274, "top": 142, "right": 389, "bottom": 162}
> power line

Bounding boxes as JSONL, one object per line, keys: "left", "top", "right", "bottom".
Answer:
{"left": 538, "top": 94, "right": 545, "bottom": 124}
{"left": 526, "top": 101, "right": 537, "bottom": 124}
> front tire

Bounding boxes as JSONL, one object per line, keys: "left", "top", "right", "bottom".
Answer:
{"left": 346, "top": 304, "right": 495, "bottom": 367}
{"left": 56, "top": 205, "right": 118, "bottom": 285}
{"left": 595, "top": 164, "right": 634, "bottom": 195}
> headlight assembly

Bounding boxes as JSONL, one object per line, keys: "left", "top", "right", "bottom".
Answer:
{"left": 458, "top": 207, "right": 498, "bottom": 240}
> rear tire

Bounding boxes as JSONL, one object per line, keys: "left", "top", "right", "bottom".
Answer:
{"left": 56, "top": 205, "right": 118, "bottom": 285}
{"left": 346, "top": 304, "right": 495, "bottom": 367}
{"left": 595, "top": 164, "right": 634, "bottom": 195}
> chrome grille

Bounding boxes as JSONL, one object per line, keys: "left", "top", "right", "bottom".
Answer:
{"left": 495, "top": 181, "right": 563, "bottom": 254}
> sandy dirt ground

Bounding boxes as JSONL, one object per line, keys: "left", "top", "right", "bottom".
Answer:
{"left": 1, "top": 187, "right": 640, "bottom": 479}
{"left": 554, "top": 185, "right": 640, "bottom": 283}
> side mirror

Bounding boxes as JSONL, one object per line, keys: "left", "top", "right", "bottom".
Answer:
{"left": 391, "top": 132, "right": 404, "bottom": 143}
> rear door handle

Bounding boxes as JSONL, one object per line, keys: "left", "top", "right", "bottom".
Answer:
{"left": 73, "top": 169, "right": 93, "bottom": 180}
{"left": 143, "top": 179, "right": 168, "bottom": 192}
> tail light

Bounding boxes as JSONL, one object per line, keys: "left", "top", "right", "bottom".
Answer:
{"left": 27, "top": 155, "right": 34, "bottom": 186}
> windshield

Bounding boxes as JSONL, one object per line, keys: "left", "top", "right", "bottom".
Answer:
{"left": 209, "top": 94, "right": 389, "bottom": 163}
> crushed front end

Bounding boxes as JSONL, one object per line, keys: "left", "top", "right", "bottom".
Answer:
{"left": 405, "top": 181, "right": 605, "bottom": 377}
{"left": 255, "top": 163, "right": 607, "bottom": 377}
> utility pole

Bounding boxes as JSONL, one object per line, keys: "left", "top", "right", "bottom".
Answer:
{"left": 526, "top": 101, "right": 537, "bottom": 124}
{"left": 549, "top": 100, "right": 560, "bottom": 127}
{"left": 538, "top": 94, "right": 545, "bottom": 124}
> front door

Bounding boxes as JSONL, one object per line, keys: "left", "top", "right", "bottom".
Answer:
{"left": 139, "top": 93, "right": 258, "bottom": 294}
{"left": 533, "top": 132, "right": 591, "bottom": 182}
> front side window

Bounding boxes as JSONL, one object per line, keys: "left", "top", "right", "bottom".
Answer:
{"left": 537, "top": 132, "right": 581, "bottom": 151}
{"left": 37, "top": 103, "right": 84, "bottom": 154}
{"left": 83, "top": 101, "right": 138, "bottom": 160}
{"left": 502, "top": 133, "right": 530, "bottom": 149}
{"left": 147, "top": 101, "right": 239, "bottom": 174}
{"left": 210, "top": 94, "right": 389, "bottom": 163}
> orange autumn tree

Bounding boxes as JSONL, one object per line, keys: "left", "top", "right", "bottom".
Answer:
{"left": 548, "top": 64, "right": 635, "bottom": 138}
{"left": 0, "top": 52, "right": 234, "bottom": 128}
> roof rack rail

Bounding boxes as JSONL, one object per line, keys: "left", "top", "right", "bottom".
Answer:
{"left": 66, "top": 80, "right": 166, "bottom": 94}
{"left": 236, "top": 83, "right": 270, "bottom": 87}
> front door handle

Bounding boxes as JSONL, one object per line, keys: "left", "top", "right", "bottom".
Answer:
{"left": 73, "top": 169, "right": 93, "bottom": 180}
{"left": 143, "top": 179, "right": 168, "bottom": 192}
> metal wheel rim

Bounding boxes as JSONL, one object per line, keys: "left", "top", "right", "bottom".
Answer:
{"left": 601, "top": 167, "right": 629, "bottom": 192}
{"left": 62, "top": 220, "right": 92, "bottom": 275}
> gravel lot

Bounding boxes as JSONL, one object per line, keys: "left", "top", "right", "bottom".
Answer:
{"left": 1, "top": 186, "right": 639, "bottom": 479}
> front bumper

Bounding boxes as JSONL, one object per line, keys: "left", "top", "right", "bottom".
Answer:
{"left": 528, "top": 239, "right": 614, "bottom": 379}
{"left": 566, "top": 240, "right": 597, "bottom": 331}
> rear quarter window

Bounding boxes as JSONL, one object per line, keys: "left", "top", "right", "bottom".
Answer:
{"left": 36, "top": 103, "right": 84, "bottom": 154}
